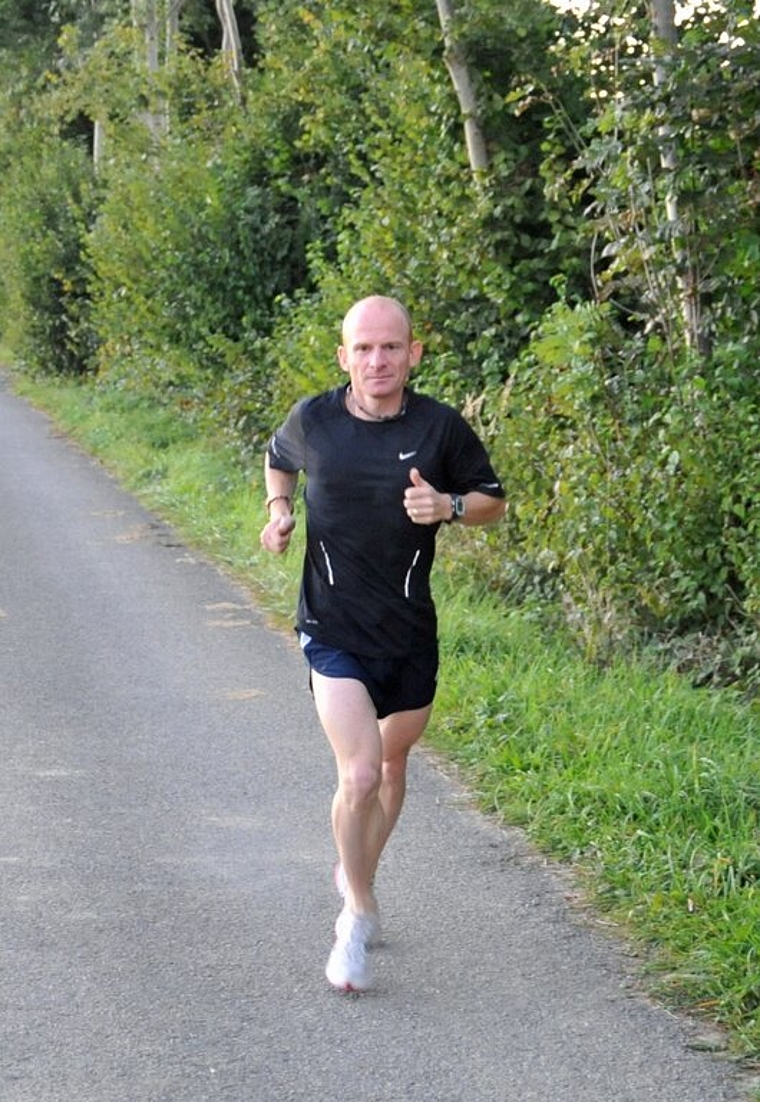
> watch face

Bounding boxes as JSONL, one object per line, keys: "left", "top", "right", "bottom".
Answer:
{"left": 452, "top": 494, "right": 465, "bottom": 518}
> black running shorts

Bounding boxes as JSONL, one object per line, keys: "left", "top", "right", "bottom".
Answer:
{"left": 299, "top": 634, "right": 438, "bottom": 720}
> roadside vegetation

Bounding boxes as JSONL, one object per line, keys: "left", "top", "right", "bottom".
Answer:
{"left": 11, "top": 370, "right": 759, "bottom": 1067}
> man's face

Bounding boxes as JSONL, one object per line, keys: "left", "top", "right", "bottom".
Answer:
{"left": 338, "top": 299, "right": 422, "bottom": 402}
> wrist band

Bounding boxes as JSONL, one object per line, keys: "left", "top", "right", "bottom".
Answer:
{"left": 266, "top": 494, "right": 292, "bottom": 512}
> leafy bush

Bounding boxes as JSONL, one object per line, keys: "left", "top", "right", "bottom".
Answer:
{"left": 0, "top": 128, "right": 96, "bottom": 373}
{"left": 86, "top": 52, "right": 310, "bottom": 415}
{"left": 482, "top": 298, "right": 759, "bottom": 669}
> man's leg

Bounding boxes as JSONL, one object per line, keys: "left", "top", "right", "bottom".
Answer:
{"left": 313, "top": 673, "right": 433, "bottom": 991}
{"left": 312, "top": 672, "right": 432, "bottom": 912}
{"left": 311, "top": 671, "right": 384, "bottom": 917}
{"left": 370, "top": 704, "right": 433, "bottom": 877}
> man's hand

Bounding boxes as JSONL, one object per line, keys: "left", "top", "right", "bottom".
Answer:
{"left": 260, "top": 513, "right": 296, "bottom": 553}
{"left": 403, "top": 467, "right": 451, "bottom": 525}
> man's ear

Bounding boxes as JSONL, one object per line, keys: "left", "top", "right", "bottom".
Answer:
{"left": 337, "top": 345, "right": 349, "bottom": 373}
{"left": 409, "top": 340, "right": 423, "bottom": 368}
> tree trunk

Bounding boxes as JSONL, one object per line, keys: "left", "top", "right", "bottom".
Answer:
{"left": 166, "top": 0, "right": 182, "bottom": 54}
{"left": 434, "top": 0, "right": 489, "bottom": 178}
{"left": 649, "top": 0, "right": 707, "bottom": 355}
{"left": 130, "top": 0, "right": 173, "bottom": 138}
{"left": 93, "top": 118, "right": 106, "bottom": 168}
{"left": 215, "top": 0, "right": 243, "bottom": 102}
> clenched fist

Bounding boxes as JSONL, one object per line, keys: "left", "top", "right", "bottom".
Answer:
{"left": 260, "top": 513, "right": 296, "bottom": 554}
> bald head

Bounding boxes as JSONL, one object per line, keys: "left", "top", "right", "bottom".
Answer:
{"left": 341, "top": 296, "right": 414, "bottom": 345}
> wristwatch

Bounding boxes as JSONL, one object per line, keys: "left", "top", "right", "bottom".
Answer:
{"left": 448, "top": 494, "right": 466, "bottom": 522}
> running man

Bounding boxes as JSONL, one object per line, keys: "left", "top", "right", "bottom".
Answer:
{"left": 260, "top": 295, "right": 505, "bottom": 991}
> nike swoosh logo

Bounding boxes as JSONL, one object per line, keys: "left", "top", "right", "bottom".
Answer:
{"left": 398, "top": 450, "right": 417, "bottom": 461}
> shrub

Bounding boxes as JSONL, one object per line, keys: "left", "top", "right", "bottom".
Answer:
{"left": 0, "top": 129, "right": 96, "bottom": 373}
{"left": 484, "top": 299, "right": 760, "bottom": 664}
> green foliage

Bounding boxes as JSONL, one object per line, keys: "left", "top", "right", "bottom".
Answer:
{"left": 483, "top": 298, "right": 760, "bottom": 664}
{"left": 0, "top": 120, "right": 96, "bottom": 373}
{"left": 83, "top": 44, "right": 312, "bottom": 435}
{"left": 251, "top": 0, "right": 570, "bottom": 418}
{"left": 540, "top": 0, "right": 760, "bottom": 357}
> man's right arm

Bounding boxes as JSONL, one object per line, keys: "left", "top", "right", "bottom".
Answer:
{"left": 260, "top": 454, "right": 298, "bottom": 554}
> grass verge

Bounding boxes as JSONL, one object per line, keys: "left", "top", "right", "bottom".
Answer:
{"left": 10, "top": 371, "right": 760, "bottom": 1069}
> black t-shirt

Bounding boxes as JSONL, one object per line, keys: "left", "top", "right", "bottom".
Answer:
{"left": 267, "top": 385, "right": 504, "bottom": 658}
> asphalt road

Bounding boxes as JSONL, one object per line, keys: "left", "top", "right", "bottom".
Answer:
{"left": 0, "top": 372, "right": 744, "bottom": 1102}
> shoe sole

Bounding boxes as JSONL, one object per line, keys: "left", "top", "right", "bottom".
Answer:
{"left": 327, "top": 979, "right": 368, "bottom": 994}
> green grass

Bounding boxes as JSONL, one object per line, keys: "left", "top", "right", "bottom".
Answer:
{"left": 434, "top": 591, "right": 759, "bottom": 1054}
{"left": 9, "top": 370, "right": 760, "bottom": 1067}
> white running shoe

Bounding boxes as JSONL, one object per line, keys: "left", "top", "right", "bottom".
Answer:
{"left": 335, "top": 905, "right": 382, "bottom": 948}
{"left": 325, "top": 913, "right": 376, "bottom": 992}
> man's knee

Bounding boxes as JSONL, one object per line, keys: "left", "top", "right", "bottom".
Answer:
{"left": 381, "top": 751, "right": 409, "bottom": 789}
{"left": 339, "top": 758, "right": 381, "bottom": 807}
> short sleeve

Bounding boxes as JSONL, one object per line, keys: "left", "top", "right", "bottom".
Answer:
{"left": 267, "top": 398, "right": 309, "bottom": 472}
{"left": 446, "top": 413, "right": 505, "bottom": 499}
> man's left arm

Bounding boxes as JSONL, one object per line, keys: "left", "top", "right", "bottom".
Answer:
{"left": 454, "top": 490, "right": 506, "bottom": 527}
{"left": 404, "top": 467, "right": 505, "bottom": 527}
